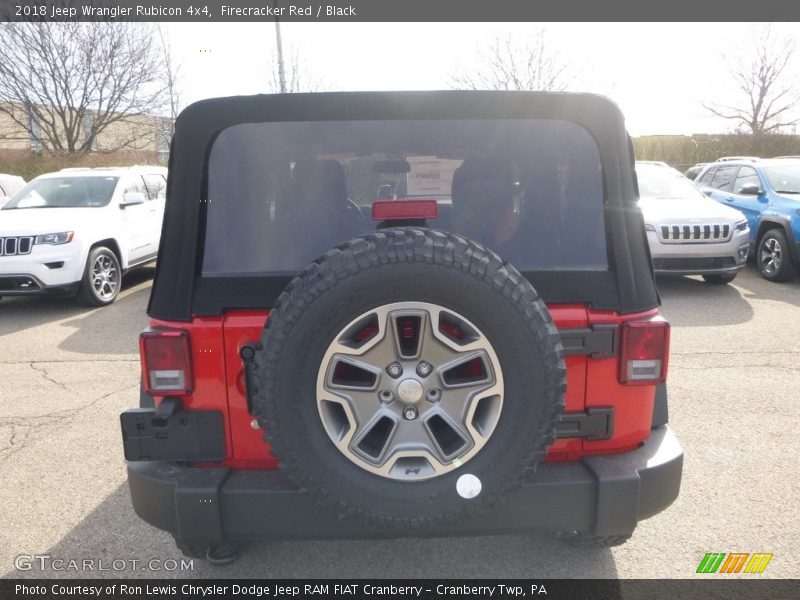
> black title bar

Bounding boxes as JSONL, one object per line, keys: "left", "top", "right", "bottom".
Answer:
{"left": 1, "top": 0, "right": 799, "bottom": 22}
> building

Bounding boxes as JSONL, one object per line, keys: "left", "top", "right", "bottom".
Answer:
{"left": 0, "top": 102, "right": 173, "bottom": 163}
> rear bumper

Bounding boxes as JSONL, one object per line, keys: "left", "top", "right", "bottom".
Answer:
{"left": 127, "top": 425, "right": 682, "bottom": 544}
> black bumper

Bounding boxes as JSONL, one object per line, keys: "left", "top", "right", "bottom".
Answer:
{"left": 0, "top": 274, "right": 79, "bottom": 296}
{"left": 127, "top": 425, "right": 682, "bottom": 544}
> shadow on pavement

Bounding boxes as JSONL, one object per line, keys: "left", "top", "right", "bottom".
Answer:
{"left": 655, "top": 274, "right": 754, "bottom": 327}
{"left": 10, "top": 484, "right": 620, "bottom": 579}
{"left": 0, "top": 267, "right": 154, "bottom": 342}
{"left": 734, "top": 265, "right": 800, "bottom": 308}
{"left": 57, "top": 285, "right": 150, "bottom": 355}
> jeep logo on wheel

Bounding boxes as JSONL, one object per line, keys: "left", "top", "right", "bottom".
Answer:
{"left": 397, "top": 379, "right": 424, "bottom": 404}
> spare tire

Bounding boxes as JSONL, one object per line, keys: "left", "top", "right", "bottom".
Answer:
{"left": 252, "top": 228, "right": 565, "bottom": 527}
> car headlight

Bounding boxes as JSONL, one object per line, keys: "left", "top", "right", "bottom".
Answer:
{"left": 34, "top": 232, "right": 74, "bottom": 245}
{"left": 645, "top": 224, "right": 656, "bottom": 232}
{"left": 734, "top": 220, "right": 748, "bottom": 231}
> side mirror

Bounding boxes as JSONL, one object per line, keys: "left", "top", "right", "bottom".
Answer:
{"left": 737, "top": 183, "right": 763, "bottom": 195}
{"left": 120, "top": 192, "right": 146, "bottom": 207}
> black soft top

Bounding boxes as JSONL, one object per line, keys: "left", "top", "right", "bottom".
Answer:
{"left": 148, "top": 91, "right": 658, "bottom": 321}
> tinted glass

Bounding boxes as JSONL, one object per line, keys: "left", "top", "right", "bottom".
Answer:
{"left": 763, "top": 164, "right": 800, "bottom": 194}
{"left": 709, "top": 165, "right": 738, "bottom": 191}
{"left": 143, "top": 174, "right": 167, "bottom": 201}
{"left": 203, "top": 119, "right": 607, "bottom": 275}
{"left": 636, "top": 164, "right": 705, "bottom": 200}
{"left": 3, "top": 176, "right": 119, "bottom": 209}
{"left": 697, "top": 167, "right": 716, "bottom": 185}
{"left": 733, "top": 166, "right": 761, "bottom": 193}
{"left": 123, "top": 176, "right": 148, "bottom": 198}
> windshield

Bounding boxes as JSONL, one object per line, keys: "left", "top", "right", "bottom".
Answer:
{"left": 3, "top": 176, "right": 119, "bottom": 209}
{"left": 203, "top": 118, "right": 608, "bottom": 275}
{"left": 636, "top": 164, "right": 703, "bottom": 200}
{"left": 763, "top": 165, "right": 800, "bottom": 194}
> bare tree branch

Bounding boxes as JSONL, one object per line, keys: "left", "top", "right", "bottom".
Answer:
{"left": 451, "top": 30, "right": 576, "bottom": 92}
{"left": 266, "top": 44, "right": 326, "bottom": 93}
{"left": 0, "top": 22, "right": 169, "bottom": 155}
{"left": 704, "top": 25, "right": 800, "bottom": 135}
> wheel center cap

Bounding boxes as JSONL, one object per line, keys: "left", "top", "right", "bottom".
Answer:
{"left": 397, "top": 379, "right": 423, "bottom": 404}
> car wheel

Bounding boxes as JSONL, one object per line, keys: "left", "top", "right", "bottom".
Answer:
{"left": 252, "top": 228, "right": 565, "bottom": 527}
{"left": 757, "top": 229, "right": 797, "bottom": 282}
{"left": 702, "top": 273, "right": 737, "bottom": 285}
{"left": 76, "top": 246, "right": 121, "bottom": 306}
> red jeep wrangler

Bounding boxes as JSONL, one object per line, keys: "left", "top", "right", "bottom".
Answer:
{"left": 121, "top": 91, "right": 682, "bottom": 563}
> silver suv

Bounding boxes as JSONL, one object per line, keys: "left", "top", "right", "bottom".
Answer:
{"left": 636, "top": 162, "right": 751, "bottom": 284}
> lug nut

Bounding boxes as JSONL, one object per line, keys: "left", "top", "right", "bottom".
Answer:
{"left": 403, "top": 406, "right": 418, "bottom": 420}
{"left": 379, "top": 390, "right": 394, "bottom": 404}
{"left": 386, "top": 362, "right": 403, "bottom": 378}
{"left": 426, "top": 389, "right": 441, "bottom": 403}
{"left": 416, "top": 361, "right": 433, "bottom": 377}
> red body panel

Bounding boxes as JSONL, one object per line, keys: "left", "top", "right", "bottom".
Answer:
{"left": 146, "top": 305, "right": 663, "bottom": 469}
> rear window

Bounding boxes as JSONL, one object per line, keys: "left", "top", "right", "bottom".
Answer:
{"left": 202, "top": 119, "right": 607, "bottom": 275}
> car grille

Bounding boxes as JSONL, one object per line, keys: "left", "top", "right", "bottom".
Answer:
{"left": 658, "top": 224, "right": 730, "bottom": 243}
{"left": 0, "top": 236, "right": 34, "bottom": 256}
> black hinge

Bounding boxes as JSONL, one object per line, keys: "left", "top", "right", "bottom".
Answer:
{"left": 240, "top": 342, "right": 261, "bottom": 414}
{"left": 559, "top": 325, "right": 617, "bottom": 358}
{"left": 556, "top": 407, "right": 614, "bottom": 441}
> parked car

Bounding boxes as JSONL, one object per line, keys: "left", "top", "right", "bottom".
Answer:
{"left": 637, "top": 162, "right": 750, "bottom": 284}
{"left": 0, "top": 165, "right": 167, "bottom": 305}
{"left": 120, "top": 91, "right": 682, "bottom": 563}
{"left": 694, "top": 158, "right": 800, "bottom": 281}
{"left": 715, "top": 156, "right": 760, "bottom": 162}
{"left": 0, "top": 173, "right": 26, "bottom": 208}
{"left": 684, "top": 163, "right": 708, "bottom": 180}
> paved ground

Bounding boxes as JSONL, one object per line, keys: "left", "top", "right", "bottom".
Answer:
{"left": 1, "top": 265, "right": 798, "bottom": 579}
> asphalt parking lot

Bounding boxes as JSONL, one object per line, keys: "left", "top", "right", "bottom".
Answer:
{"left": 1, "top": 265, "right": 798, "bottom": 579}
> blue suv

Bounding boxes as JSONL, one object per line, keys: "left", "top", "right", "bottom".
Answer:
{"left": 695, "top": 158, "right": 800, "bottom": 281}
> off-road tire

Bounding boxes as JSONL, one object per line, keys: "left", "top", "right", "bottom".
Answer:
{"left": 173, "top": 538, "right": 246, "bottom": 565}
{"left": 702, "top": 273, "right": 736, "bottom": 285}
{"left": 557, "top": 531, "right": 632, "bottom": 548}
{"left": 757, "top": 228, "right": 797, "bottom": 282}
{"left": 173, "top": 537, "right": 207, "bottom": 560}
{"left": 251, "top": 228, "right": 565, "bottom": 527}
{"left": 76, "top": 246, "right": 121, "bottom": 306}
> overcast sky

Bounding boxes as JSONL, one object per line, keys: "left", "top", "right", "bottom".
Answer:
{"left": 166, "top": 22, "right": 800, "bottom": 137}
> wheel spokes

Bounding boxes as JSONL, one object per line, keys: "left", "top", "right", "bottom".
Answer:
{"left": 317, "top": 302, "right": 504, "bottom": 480}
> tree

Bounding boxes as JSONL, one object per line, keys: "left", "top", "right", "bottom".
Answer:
{"left": 157, "top": 24, "right": 183, "bottom": 140}
{"left": 0, "top": 22, "right": 169, "bottom": 154}
{"left": 704, "top": 25, "right": 800, "bottom": 135}
{"left": 452, "top": 30, "right": 574, "bottom": 92}
{"left": 266, "top": 45, "right": 325, "bottom": 93}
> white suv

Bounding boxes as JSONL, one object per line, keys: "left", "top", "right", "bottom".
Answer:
{"left": 636, "top": 162, "right": 751, "bottom": 284}
{"left": 0, "top": 166, "right": 167, "bottom": 306}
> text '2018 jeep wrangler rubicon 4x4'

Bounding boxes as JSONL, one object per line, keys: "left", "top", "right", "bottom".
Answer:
{"left": 121, "top": 91, "right": 682, "bottom": 563}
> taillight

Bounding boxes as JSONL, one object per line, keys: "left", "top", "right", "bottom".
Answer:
{"left": 140, "top": 329, "right": 193, "bottom": 395}
{"left": 618, "top": 318, "right": 670, "bottom": 385}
